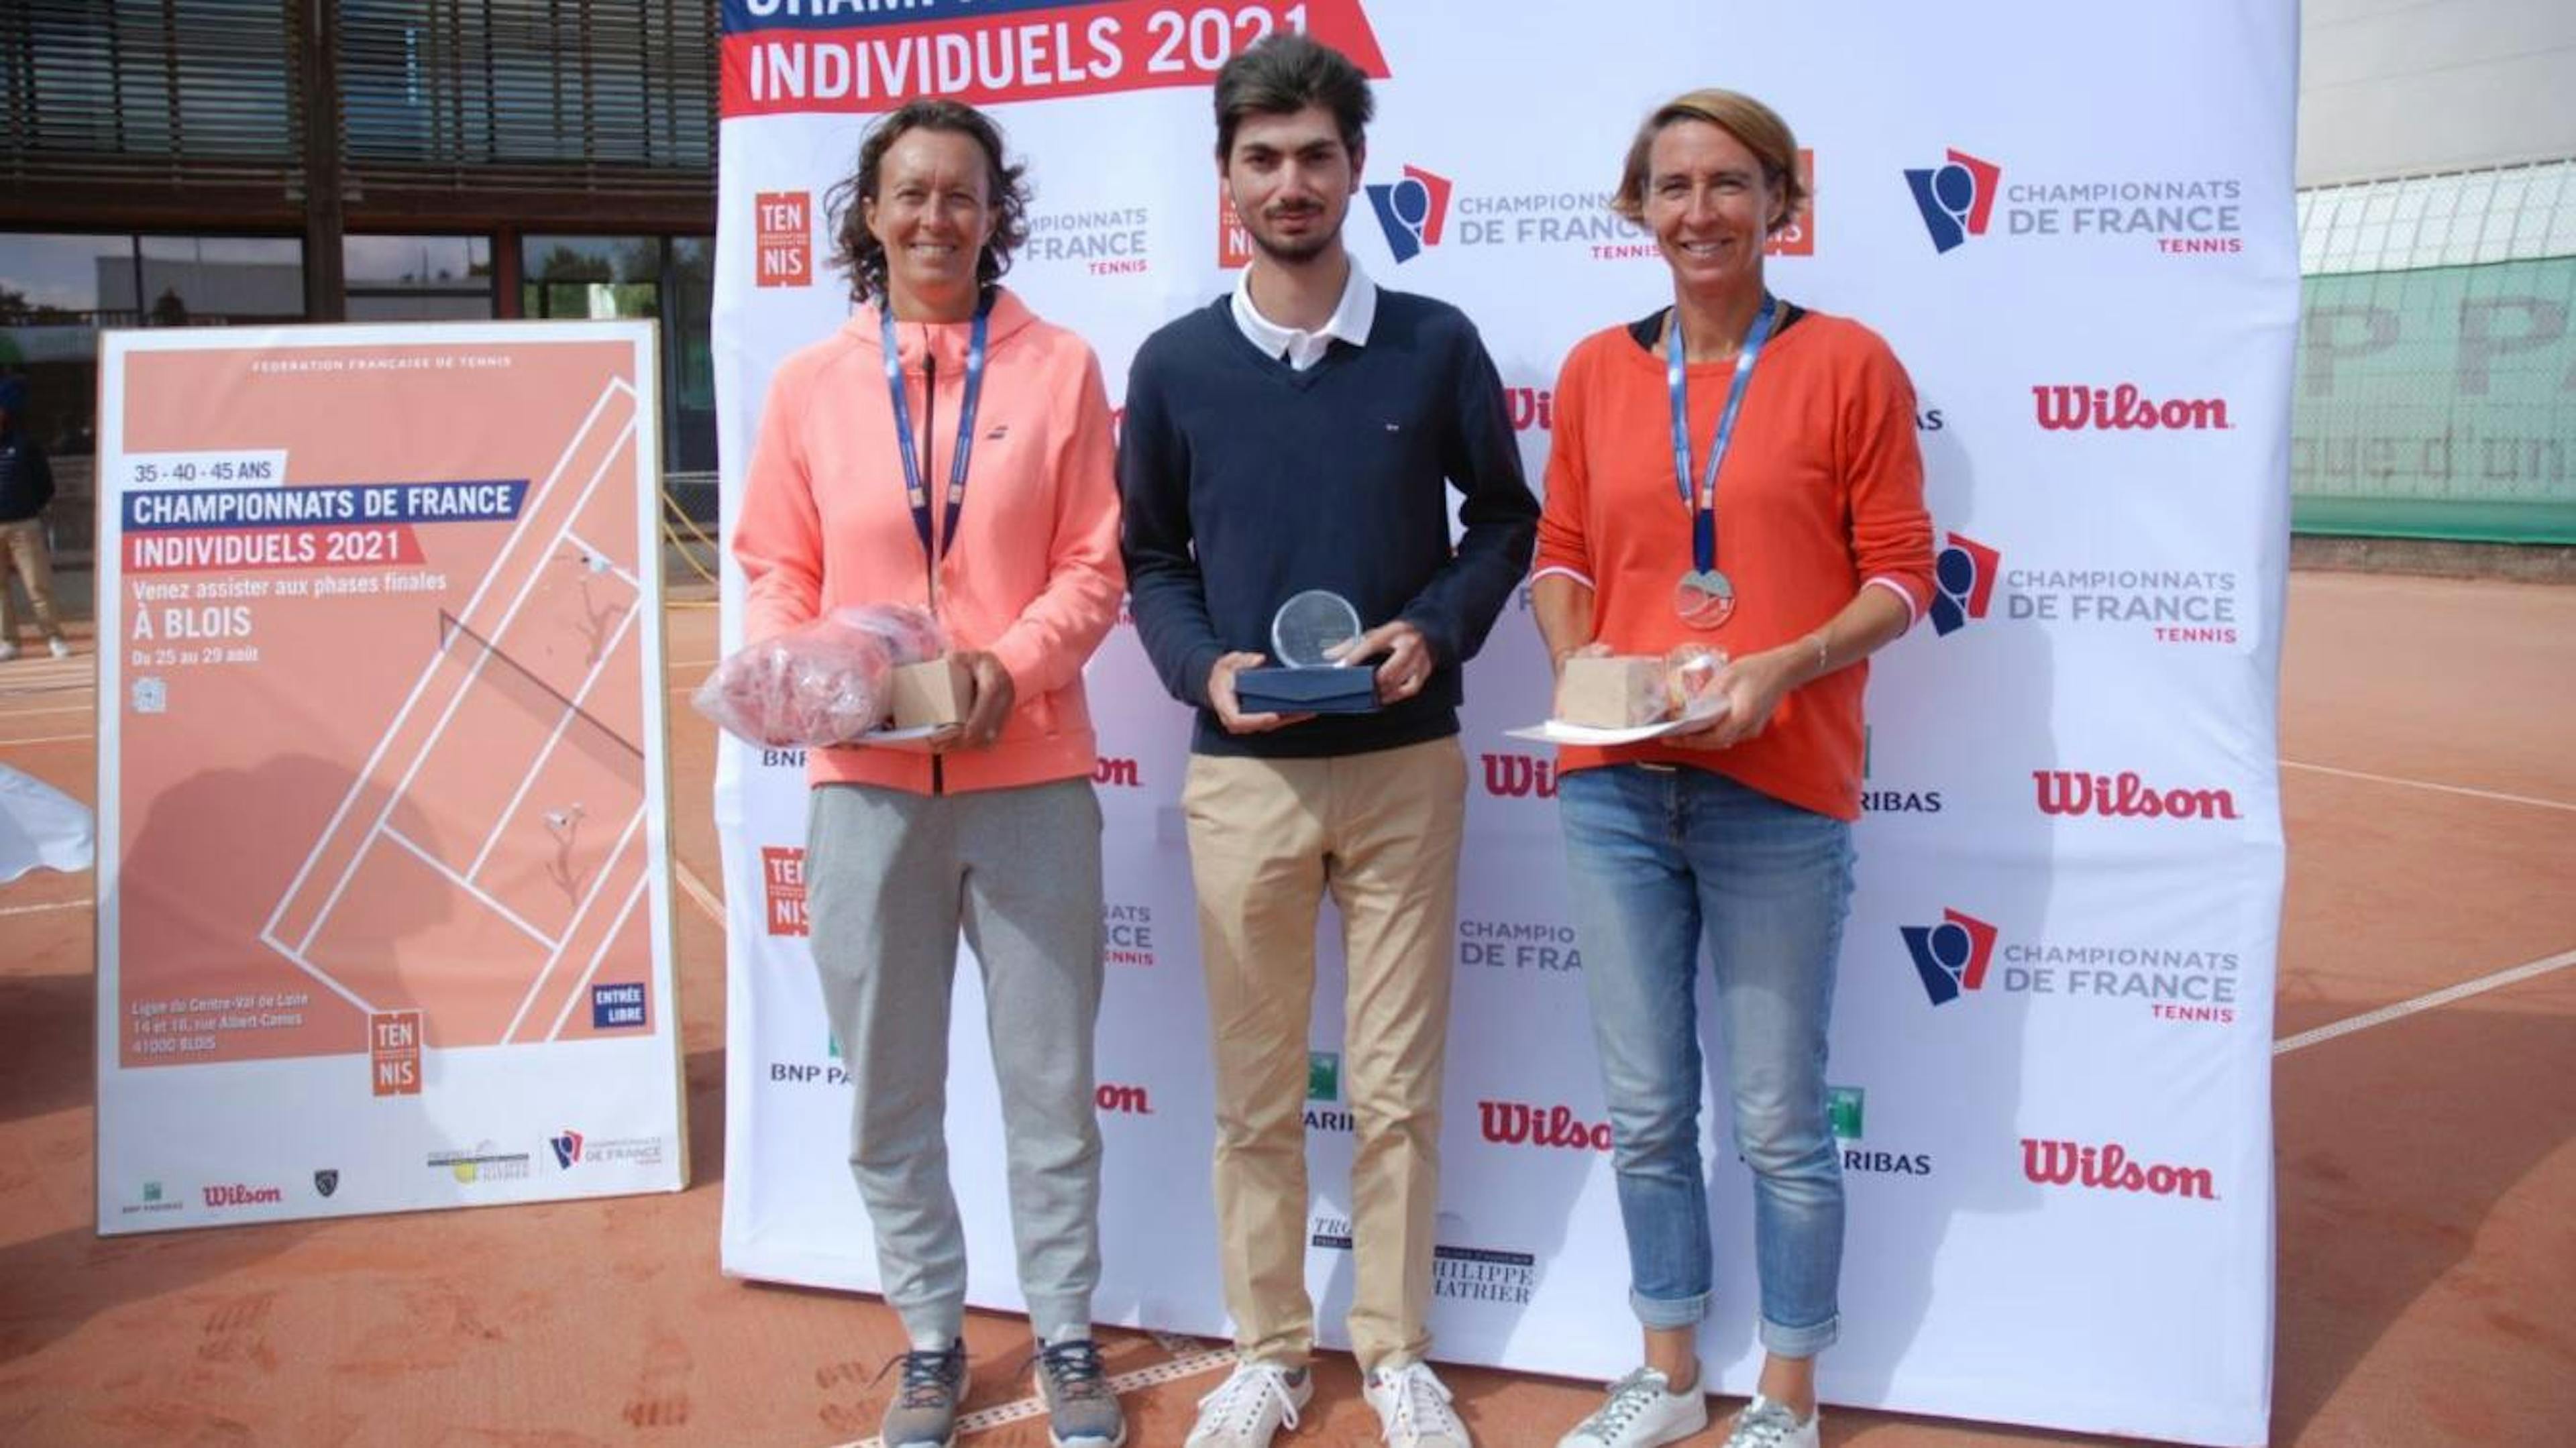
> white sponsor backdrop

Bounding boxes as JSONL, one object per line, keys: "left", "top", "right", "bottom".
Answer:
{"left": 712, "top": 4, "right": 2292, "bottom": 1443}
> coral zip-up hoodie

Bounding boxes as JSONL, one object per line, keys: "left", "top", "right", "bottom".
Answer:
{"left": 734, "top": 286, "right": 1124, "bottom": 795}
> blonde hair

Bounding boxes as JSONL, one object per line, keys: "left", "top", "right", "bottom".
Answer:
{"left": 1610, "top": 89, "right": 1807, "bottom": 235}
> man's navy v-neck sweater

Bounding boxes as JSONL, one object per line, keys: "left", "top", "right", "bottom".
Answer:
{"left": 1118, "top": 290, "right": 1538, "bottom": 759}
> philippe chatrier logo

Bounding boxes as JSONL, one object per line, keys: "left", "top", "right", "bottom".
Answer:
{"left": 2021, "top": 1138, "right": 2216, "bottom": 1200}
{"left": 1904, "top": 148, "right": 2002, "bottom": 252}
{"left": 2033, "top": 384, "right": 2231, "bottom": 431}
{"left": 1900, "top": 909, "right": 2000, "bottom": 1007}
{"left": 1367, "top": 165, "right": 1453, "bottom": 263}
{"left": 1929, "top": 533, "right": 1999, "bottom": 636}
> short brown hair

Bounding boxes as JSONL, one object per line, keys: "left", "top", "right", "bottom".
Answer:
{"left": 1610, "top": 89, "right": 1807, "bottom": 235}
{"left": 1212, "top": 33, "right": 1373, "bottom": 162}
{"left": 825, "top": 99, "right": 1032, "bottom": 307}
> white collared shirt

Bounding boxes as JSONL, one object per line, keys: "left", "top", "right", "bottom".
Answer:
{"left": 1230, "top": 256, "right": 1377, "bottom": 370}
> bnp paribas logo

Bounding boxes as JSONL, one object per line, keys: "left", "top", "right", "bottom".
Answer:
{"left": 1827, "top": 1085, "right": 1864, "bottom": 1141}
{"left": 1307, "top": 1052, "right": 1340, "bottom": 1103}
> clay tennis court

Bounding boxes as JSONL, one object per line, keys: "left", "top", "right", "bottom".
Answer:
{"left": 0, "top": 567, "right": 2567, "bottom": 1445}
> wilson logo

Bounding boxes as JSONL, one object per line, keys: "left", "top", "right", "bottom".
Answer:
{"left": 2034, "top": 771, "right": 2241, "bottom": 820}
{"left": 1478, "top": 1101, "right": 1611, "bottom": 1152}
{"left": 1505, "top": 386, "right": 1554, "bottom": 433}
{"left": 1093, "top": 756, "right": 1142, "bottom": 789}
{"left": 2021, "top": 1139, "right": 2216, "bottom": 1201}
{"left": 1094, "top": 1083, "right": 1151, "bottom": 1115}
{"left": 203, "top": 1183, "right": 284, "bottom": 1209}
{"left": 1481, "top": 753, "right": 1558, "bottom": 799}
{"left": 2033, "top": 384, "right": 2231, "bottom": 431}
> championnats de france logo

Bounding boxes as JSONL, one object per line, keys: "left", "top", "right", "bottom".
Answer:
{"left": 1929, "top": 532, "right": 2000, "bottom": 636}
{"left": 1904, "top": 149, "right": 2002, "bottom": 253}
{"left": 550, "top": 1131, "right": 584, "bottom": 1169}
{"left": 1367, "top": 165, "right": 1453, "bottom": 263}
{"left": 1901, "top": 909, "right": 2000, "bottom": 1006}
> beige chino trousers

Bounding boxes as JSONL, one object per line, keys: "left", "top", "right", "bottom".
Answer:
{"left": 1181, "top": 735, "right": 1466, "bottom": 1374}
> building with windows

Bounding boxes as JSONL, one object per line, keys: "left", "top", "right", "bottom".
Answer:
{"left": 1, "top": 1, "right": 719, "bottom": 559}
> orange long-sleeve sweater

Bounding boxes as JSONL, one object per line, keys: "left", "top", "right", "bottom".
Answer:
{"left": 733, "top": 288, "right": 1123, "bottom": 795}
{"left": 1533, "top": 308, "right": 1935, "bottom": 821}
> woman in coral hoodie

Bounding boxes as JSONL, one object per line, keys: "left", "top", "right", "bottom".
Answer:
{"left": 732, "top": 100, "right": 1127, "bottom": 1448}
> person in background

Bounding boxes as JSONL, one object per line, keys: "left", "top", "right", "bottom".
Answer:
{"left": 1529, "top": 90, "right": 1935, "bottom": 1448}
{"left": 731, "top": 98, "right": 1128, "bottom": 1448}
{"left": 0, "top": 378, "right": 72, "bottom": 663}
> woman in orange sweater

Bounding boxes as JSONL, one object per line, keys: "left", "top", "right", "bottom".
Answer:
{"left": 732, "top": 100, "right": 1126, "bottom": 1448}
{"left": 1533, "top": 92, "right": 1934, "bottom": 1448}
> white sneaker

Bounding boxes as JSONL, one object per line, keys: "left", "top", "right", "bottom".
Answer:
{"left": 1556, "top": 1368, "right": 1707, "bottom": 1448}
{"left": 1363, "top": 1359, "right": 1470, "bottom": 1448}
{"left": 0, "top": 641, "right": 16, "bottom": 662}
{"left": 46, "top": 637, "right": 70, "bottom": 659}
{"left": 1719, "top": 1396, "right": 1817, "bottom": 1448}
{"left": 1184, "top": 1361, "right": 1311, "bottom": 1448}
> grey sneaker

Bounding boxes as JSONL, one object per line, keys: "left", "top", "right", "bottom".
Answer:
{"left": 1034, "top": 1338, "right": 1126, "bottom": 1447}
{"left": 882, "top": 1339, "right": 968, "bottom": 1448}
{"left": 1719, "top": 1396, "right": 1817, "bottom": 1448}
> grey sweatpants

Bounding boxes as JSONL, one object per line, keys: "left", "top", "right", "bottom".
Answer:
{"left": 804, "top": 777, "right": 1106, "bottom": 1345}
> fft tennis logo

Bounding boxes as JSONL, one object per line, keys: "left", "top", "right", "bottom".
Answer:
{"left": 1905, "top": 148, "right": 2246, "bottom": 255}
{"left": 753, "top": 191, "right": 810, "bottom": 288}
{"left": 1367, "top": 165, "right": 1453, "bottom": 262}
{"left": 761, "top": 845, "right": 806, "bottom": 936}
{"left": 1929, "top": 532, "right": 2000, "bottom": 636}
{"left": 1900, "top": 909, "right": 1999, "bottom": 1006}
{"left": 1900, "top": 910, "right": 2243, "bottom": 1024}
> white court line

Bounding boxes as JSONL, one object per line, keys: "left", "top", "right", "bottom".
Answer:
{"left": 291, "top": 412, "right": 641, "bottom": 957}
{"left": 266, "top": 381, "right": 635, "bottom": 956}
{"left": 466, "top": 600, "right": 642, "bottom": 880}
{"left": 382, "top": 827, "right": 559, "bottom": 952}
{"left": 832, "top": 1349, "right": 1237, "bottom": 1448}
{"left": 674, "top": 860, "right": 723, "bottom": 922}
{"left": 500, "top": 806, "right": 645, "bottom": 1043}
{"left": 2275, "top": 947, "right": 2576, "bottom": 1055}
{"left": 1, "top": 898, "right": 89, "bottom": 919}
{"left": 0, "top": 733, "right": 91, "bottom": 746}
{"left": 544, "top": 869, "right": 651, "bottom": 1041}
{"left": 0, "top": 706, "right": 95, "bottom": 720}
{"left": 561, "top": 528, "right": 644, "bottom": 591}
{"left": 254, "top": 928, "right": 380, "bottom": 1015}
{"left": 2281, "top": 759, "right": 2576, "bottom": 814}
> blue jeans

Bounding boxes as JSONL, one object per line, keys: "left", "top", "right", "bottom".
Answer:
{"left": 1558, "top": 764, "right": 1853, "bottom": 1358}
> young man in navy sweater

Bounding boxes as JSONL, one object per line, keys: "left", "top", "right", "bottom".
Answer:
{"left": 1118, "top": 34, "right": 1538, "bottom": 1448}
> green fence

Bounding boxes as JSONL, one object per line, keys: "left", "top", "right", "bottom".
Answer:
{"left": 2294, "top": 256, "right": 2576, "bottom": 543}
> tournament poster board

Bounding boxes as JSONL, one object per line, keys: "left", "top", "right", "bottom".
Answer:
{"left": 712, "top": 3, "right": 2294, "bottom": 1444}
{"left": 93, "top": 322, "right": 686, "bottom": 1233}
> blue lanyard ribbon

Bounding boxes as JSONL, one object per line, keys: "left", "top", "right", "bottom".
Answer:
{"left": 1666, "top": 292, "right": 1776, "bottom": 575}
{"left": 880, "top": 299, "right": 990, "bottom": 563}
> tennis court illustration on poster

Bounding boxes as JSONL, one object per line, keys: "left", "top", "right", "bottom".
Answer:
{"left": 94, "top": 323, "right": 684, "bottom": 1233}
